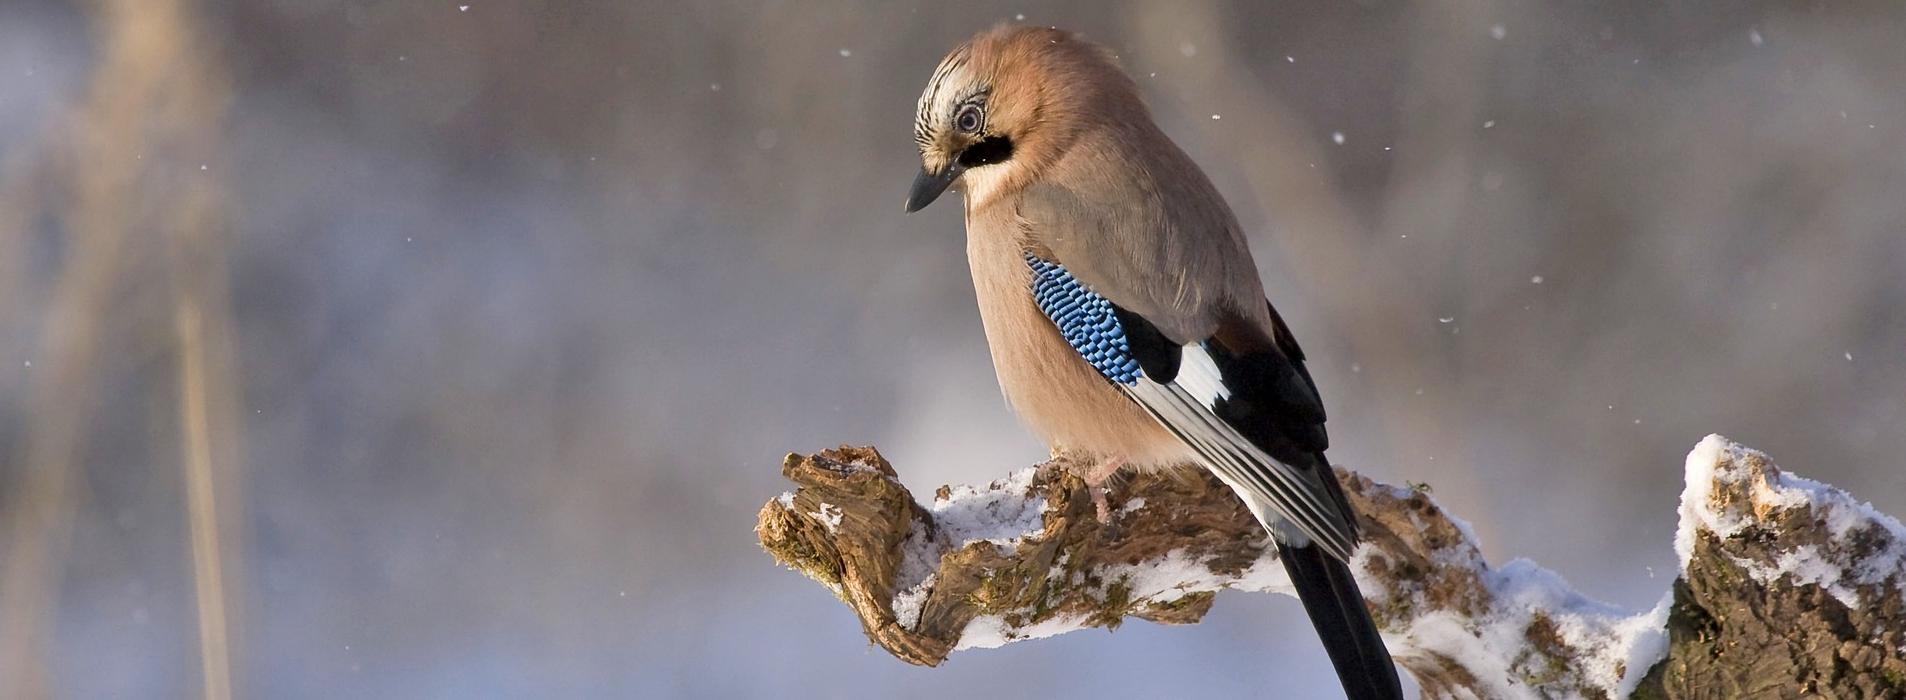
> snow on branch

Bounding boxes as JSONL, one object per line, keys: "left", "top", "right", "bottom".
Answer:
{"left": 755, "top": 436, "right": 1906, "bottom": 699}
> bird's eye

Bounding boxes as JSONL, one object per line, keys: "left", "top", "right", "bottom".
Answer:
{"left": 954, "top": 104, "right": 984, "bottom": 134}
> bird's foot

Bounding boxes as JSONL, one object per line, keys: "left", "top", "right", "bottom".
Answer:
{"left": 1034, "top": 454, "right": 1125, "bottom": 524}
{"left": 1084, "top": 457, "right": 1124, "bottom": 524}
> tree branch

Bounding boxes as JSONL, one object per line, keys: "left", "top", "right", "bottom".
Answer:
{"left": 756, "top": 436, "right": 1906, "bottom": 698}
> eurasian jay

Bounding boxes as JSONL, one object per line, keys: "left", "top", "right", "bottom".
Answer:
{"left": 904, "top": 25, "right": 1403, "bottom": 699}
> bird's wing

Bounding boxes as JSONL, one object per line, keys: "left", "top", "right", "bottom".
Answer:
{"left": 1016, "top": 151, "right": 1263, "bottom": 345}
{"left": 1022, "top": 252, "right": 1357, "bottom": 561}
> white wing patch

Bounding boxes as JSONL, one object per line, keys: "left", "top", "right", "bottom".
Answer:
{"left": 1172, "top": 343, "right": 1232, "bottom": 410}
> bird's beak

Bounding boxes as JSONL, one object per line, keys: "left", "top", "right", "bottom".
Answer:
{"left": 904, "top": 163, "right": 963, "bottom": 213}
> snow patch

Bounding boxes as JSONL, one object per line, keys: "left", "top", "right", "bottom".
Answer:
{"left": 808, "top": 502, "right": 844, "bottom": 533}
{"left": 1099, "top": 547, "right": 1287, "bottom": 606}
{"left": 1675, "top": 435, "right": 1740, "bottom": 563}
{"left": 1385, "top": 433, "right": 1901, "bottom": 697}
{"left": 931, "top": 467, "right": 1046, "bottom": 546}
{"left": 1615, "top": 594, "right": 1674, "bottom": 695}
{"left": 1392, "top": 555, "right": 1665, "bottom": 698}
{"left": 956, "top": 612, "right": 1090, "bottom": 650}
{"left": 892, "top": 573, "right": 934, "bottom": 630}
{"left": 889, "top": 517, "right": 942, "bottom": 630}
{"left": 889, "top": 469, "right": 1048, "bottom": 629}
{"left": 1675, "top": 434, "right": 1906, "bottom": 604}
{"left": 953, "top": 547, "right": 1289, "bottom": 649}
{"left": 1363, "top": 479, "right": 1671, "bottom": 698}
{"left": 1116, "top": 496, "right": 1146, "bottom": 517}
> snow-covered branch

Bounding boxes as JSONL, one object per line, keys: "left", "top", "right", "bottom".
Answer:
{"left": 755, "top": 436, "right": 1905, "bottom": 698}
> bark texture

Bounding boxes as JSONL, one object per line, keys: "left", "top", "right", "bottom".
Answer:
{"left": 1634, "top": 445, "right": 1906, "bottom": 699}
{"left": 756, "top": 438, "right": 1903, "bottom": 699}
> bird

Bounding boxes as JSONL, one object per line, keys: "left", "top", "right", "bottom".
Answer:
{"left": 903, "top": 25, "right": 1403, "bottom": 699}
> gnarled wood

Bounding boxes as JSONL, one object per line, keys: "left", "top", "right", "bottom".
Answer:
{"left": 758, "top": 438, "right": 1905, "bottom": 699}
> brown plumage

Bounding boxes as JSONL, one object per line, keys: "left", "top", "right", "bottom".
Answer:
{"left": 915, "top": 26, "right": 1278, "bottom": 468}
{"left": 906, "top": 25, "right": 1403, "bottom": 699}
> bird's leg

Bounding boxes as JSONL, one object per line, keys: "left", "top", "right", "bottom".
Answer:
{"left": 1084, "top": 456, "right": 1124, "bottom": 523}
{"left": 1035, "top": 453, "right": 1125, "bottom": 522}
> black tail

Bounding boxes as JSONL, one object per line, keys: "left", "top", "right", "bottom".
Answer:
{"left": 1278, "top": 540, "right": 1403, "bottom": 700}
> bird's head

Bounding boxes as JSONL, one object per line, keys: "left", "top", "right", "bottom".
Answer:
{"left": 905, "top": 25, "right": 1138, "bottom": 213}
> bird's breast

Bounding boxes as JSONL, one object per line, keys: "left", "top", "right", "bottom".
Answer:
{"left": 963, "top": 212, "right": 1190, "bottom": 468}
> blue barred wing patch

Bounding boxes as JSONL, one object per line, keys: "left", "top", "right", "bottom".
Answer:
{"left": 1025, "top": 253, "right": 1143, "bottom": 385}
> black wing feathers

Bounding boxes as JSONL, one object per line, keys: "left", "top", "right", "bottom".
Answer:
{"left": 1111, "top": 306, "right": 1180, "bottom": 383}
{"left": 1102, "top": 295, "right": 1358, "bottom": 550}
{"left": 1204, "top": 301, "right": 1330, "bottom": 463}
{"left": 1205, "top": 341, "right": 1328, "bottom": 463}
{"left": 1206, "top": 302, "right": 1358, "bottom": 540}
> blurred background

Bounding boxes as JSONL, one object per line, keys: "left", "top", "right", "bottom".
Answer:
{"left": 1, "top": 0, "right": 1902, "bottom": 697}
